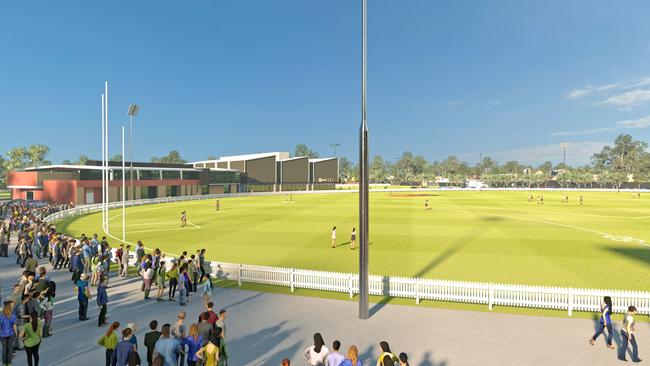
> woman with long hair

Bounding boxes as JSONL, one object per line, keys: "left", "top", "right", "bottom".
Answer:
{"left": 98, "top": 321, "right": 120, "bottom": 366}
{"left": 184, "top": 324, "right": 203, "bottom": 366}
{"left": 304, "top": 332, "right": 329, "bottom": 365}
{"left": 0, "top": 302, "right": 17, "bottom": 366}
{"left": 341, "top": 345, "right": 361, "bottom": 366}
{"left": 20, "top": 311, "right": 42, "bottom": 366}
{"left": 196, "top": 331, "right": 220, "bottom": 366}
{"left": 590, "top": 296, "right": 615, "bottom": 349}
{"left": 376, "top": 341, "right": 398, "bottom": 366}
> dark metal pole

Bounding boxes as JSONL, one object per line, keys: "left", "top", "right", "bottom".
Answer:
{"left": 130, "top": 115, "right": 134, "bottom": 200}
{"left": 359, "top": 0, "right": 369, "bottom": 320}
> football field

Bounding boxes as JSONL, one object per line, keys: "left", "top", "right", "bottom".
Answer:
{"left": 56, "top": 190, "right": 650, "bottom": 290}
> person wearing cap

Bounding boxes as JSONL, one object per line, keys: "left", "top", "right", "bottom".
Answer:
{"left": 76, "top": 273, "right": 91, "bottom": 321}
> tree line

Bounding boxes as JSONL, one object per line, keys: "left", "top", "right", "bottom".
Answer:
{"left": 334, "top": 134, "right": 650, "bottom": 188}
{"left": 1, "top": 135, "right": 649, "bottom": 189}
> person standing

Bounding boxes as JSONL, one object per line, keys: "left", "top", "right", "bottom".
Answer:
{"left": 340, "top": 345, "right": 361, "bottom": 366}
{"left": 111, "top": 328, "right": 136, "bottom": 366}
{"left": 167, "top": 263, "right": 178, "bottom": 301}
{"left": 0, "top": 302, "right": 17, "bottom": 366}
{"left": 304, "top": 333, "right": 329, "bottom": 366}
{"left": 143, "top": 320, "right": 161, "bottom": 366}
{"left": 121, "top": 245, "right": 131, "bottom": 278}
{"left": 20, "top": 311, "right": 42, "bottom": 366}
{"left": 589, "top": 296, "right": 614, "bottom": 349}
{"left": 196, "top": 332, "right": 220, "bottom": 366}
{"left": 350, "top": 228, "right": 356, "bottom": 250}
{"left": 39, "top": 290, "right": 54, "bottom": 338}
{"left": 155, "top": 261, "right": 166, "bottom": 301}
{"left": 331, "top": 227, "right": 336, "bottom": 249}
{"left": 97, "top": 321, "right": 120, "bottom": 366}
{"left": 141, "top": 263, "right": 154, "bottom": 300}
{"left": 619, "top": 305, "right": 641, "bottom": 362}
{"left": 172, "top": 312, "right": 187, "bottom": 366}
{"left": 97, "top": 276, "right": 109, "bottom": 326}
{"left": 398, "top": 353, "right": 409, "bottom": 366}
{"left": 154, "top": 324, "right": 181, "bottom": 366}
{"left": 178, "top": 266, "right": 188, "bottom": 306}
{"left": 184, "top": 324, "right": 203, "bottom": 366}
{"left": 325, "top": 340, "right": 344, "bottom": 366}
{"left": 376, "top": 341, "right": 398, "bottom": 366}
{"left": 76, "top": 273, "right": 91, "bottom": 321}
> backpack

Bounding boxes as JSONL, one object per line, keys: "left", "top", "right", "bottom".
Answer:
{"left": 46, "top": 280, "right": 56, "bottom": 298}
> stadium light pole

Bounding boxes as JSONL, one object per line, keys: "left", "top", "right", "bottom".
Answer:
{"left": 358, "top": 0, "right": 370, "bottom": 320}
{"left": 330, "top": 143, "right": 340, "bottom": 156}
{"left": 101, "top": 90, "right": 105, "bottom": 231}
{"left": 128, "top": 104, "right": 140, "bottom": 201}
{"left": 122, "top": 125, "right": 126, "bottom": 241}
{"left": 103, "top": 81, "right": 110, "bottom": 234}
{"left": 560, "top": 143, "right": 568, "bottom": 169}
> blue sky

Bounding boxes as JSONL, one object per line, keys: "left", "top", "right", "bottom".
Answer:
{"left": 1, "top": 0, "right": 650, "bottom": 166}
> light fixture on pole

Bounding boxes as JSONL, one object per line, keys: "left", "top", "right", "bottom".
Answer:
{"left": 330, "top": 143, "right": 340, "bottom": 156}
{"left": 127, "top": 104, "right": 140, "bottom": 201}
{"left": 358, "top": 0, "right": 369, "bottom": 320}
{"left": 560, "top": 143, "right": 569, "bottom": 169}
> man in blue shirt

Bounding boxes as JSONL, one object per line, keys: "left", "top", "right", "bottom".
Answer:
{"left": 81, "top": 240, "right": 93, "bottom": 275}
{"left": 76, "top": 273, "right": 90, "bottom": 321}
{"left": 154, "top": 324, "right": 181, "bottom": 366}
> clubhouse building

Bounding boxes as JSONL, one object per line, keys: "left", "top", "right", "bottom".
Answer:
{"left": 7, "top": 152, "right": 338, "bottom": 204}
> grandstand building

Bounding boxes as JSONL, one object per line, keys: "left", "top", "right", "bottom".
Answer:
{"left": 7, "top": 152, "right": 338, "bottom": 204}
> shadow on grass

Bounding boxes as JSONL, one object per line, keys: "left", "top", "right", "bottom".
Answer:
{"left": 411, "top": 226, "right": 482, "bottom": 278}
{"left": 605, "top": 246, "right": 650, "bottom": 267}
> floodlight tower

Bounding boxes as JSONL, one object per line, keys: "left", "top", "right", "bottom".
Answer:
{"left": 560, "top": 143, "right": 569, "bottom": 169}
{"left": 330, "top": 143, "right": 340, "bottom": 156}
{"left": 358, "top": 0, "right": 369, "bottom": 320}
{"left": 127, "top": 104, "right": 140, "bottom": 200}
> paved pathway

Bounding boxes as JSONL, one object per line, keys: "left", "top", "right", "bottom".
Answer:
{"left": 1, "top": 253, "right": 646, "bottom": 365}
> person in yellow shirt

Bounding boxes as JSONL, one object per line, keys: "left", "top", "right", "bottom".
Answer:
{"left": 376, "top": 341, "right": 398, "bottom": 366}
{"left": 97, "top": 322, "right": 121, "bottom": 365}
{"left": 167, "top": 263, "right": 179, "bottom": 301}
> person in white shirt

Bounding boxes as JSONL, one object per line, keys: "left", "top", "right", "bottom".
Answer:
{"left": 304, "top": 333, "right": 329, "bottom": 366}
{"left": 325, "top": 340, "right": 344, "bottom": 366}
{"left": 331, "top": 227, "right": 337, "bottom": 248}
{"left": 619, "top": 305, "right": 641, "bottom": 362}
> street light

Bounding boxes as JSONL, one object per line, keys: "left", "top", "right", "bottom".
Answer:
{"left": 127, "top": 104, "right": 140, "bottom": 200}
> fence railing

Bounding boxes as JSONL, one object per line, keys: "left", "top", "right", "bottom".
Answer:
{"left": 49, "top": 192, "right": 650, "bottom": 316}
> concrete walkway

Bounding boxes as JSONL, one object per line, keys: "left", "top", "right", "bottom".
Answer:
{"left": 0, "top": 253, "right": 645, "bottom": 365}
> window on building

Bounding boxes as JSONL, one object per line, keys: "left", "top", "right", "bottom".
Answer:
{"left": 162, "top": 170, "right": 181, "bottom": 180}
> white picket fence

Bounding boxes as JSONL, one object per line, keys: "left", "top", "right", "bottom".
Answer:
{"left": 46, "top": 192, "right": 650, "bottom": 316}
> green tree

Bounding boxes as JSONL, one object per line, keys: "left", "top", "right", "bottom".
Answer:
{"left": 27, "top": 144, "right": 51, "bottom": 166}
{"left": 293, "top": 144, "right": 319, "bottom": 159}
{"left": 592, "top": 134, "right": 648, "bottom": 176}
{"left": 150, "top": 150, "right": 186, "bottom": 164}
{"left": 109, "top": 154, "right": 122, "bottom": 162}
{"left": 5, "top": 147, "right": 29, "bottom": 171}
{"left": 369, "top": 155, "right": 388, "bottom": 183}
{"left": 338, "top": 157, "right": 355, "bottom": 182}
{"left": 537, "top": 161, "right": 553, "bottom": 176}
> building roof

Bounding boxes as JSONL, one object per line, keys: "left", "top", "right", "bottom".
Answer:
{"left": 23, "top": 164, "right": 200, "bottom": 172}
{"left": 309, "top": 157, "right": 338, "bottom": 163}
{"left": 279, "top": 156, "right": 309, "bottom": 162}
{"left": 193, "top": 152, "right": 289, "bottom": 164}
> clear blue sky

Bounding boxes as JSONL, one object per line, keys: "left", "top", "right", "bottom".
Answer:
{"left": 2, "top": 0, "right": 650, "bottom": 166}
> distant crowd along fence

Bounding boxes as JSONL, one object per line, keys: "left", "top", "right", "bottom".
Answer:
{"left": 44, "top": 190, "right": 650, "bottom": 316}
